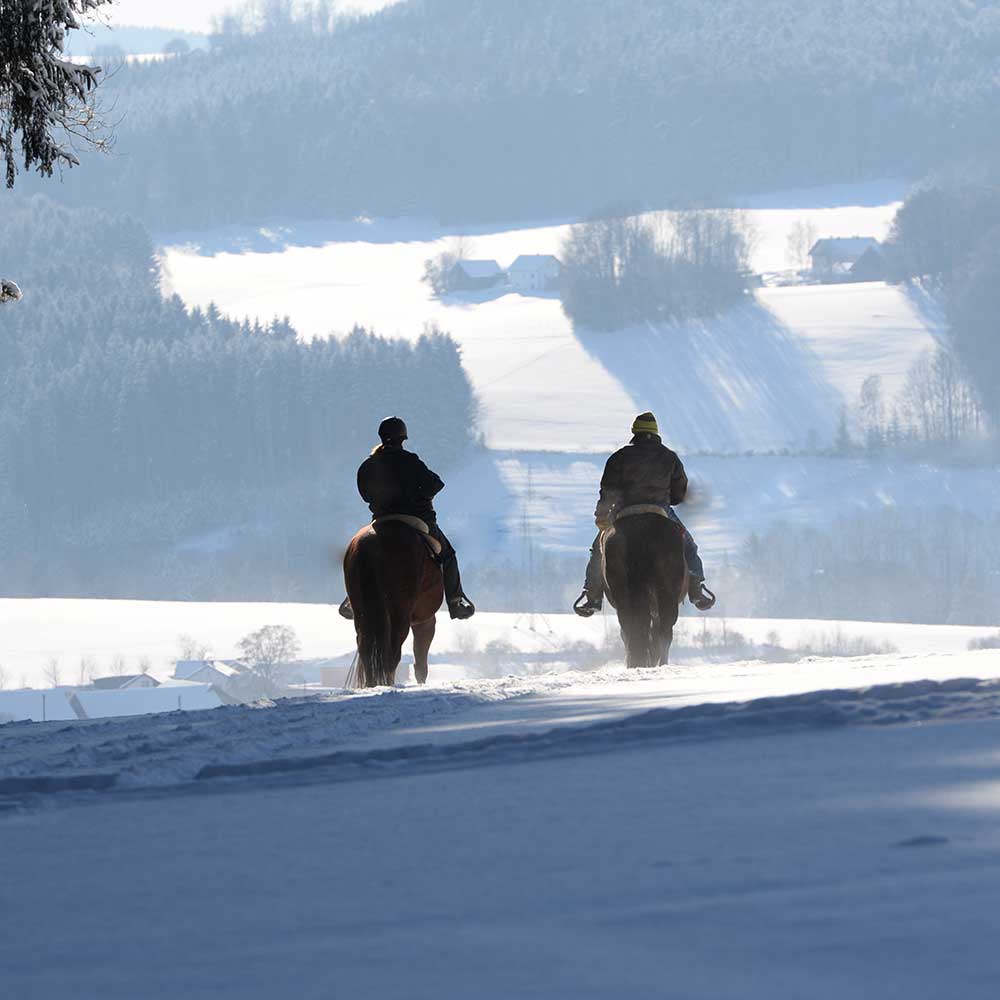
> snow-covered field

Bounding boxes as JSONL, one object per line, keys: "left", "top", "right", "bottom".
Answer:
{"left": 3, "top": 597, "right": 1000, "bottom": 691}
{"left": 5, "top": 642, "right": 1000, "bottom": 997}
{"left": 159, "top": 186, "right": 982, "bottom": 584}
{"left": 162, "top": 190, "right": 915, "bottom": 455}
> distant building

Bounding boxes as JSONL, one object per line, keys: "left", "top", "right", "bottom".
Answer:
{"left": 447, "top": 259, "right": 505, "bottom": 291}
{"left": 174, "top": 659, "right": 247, "bottom": 689}
{"left": 91, "top": 673, "right": 160, "bottom": 691}
{"left": 809, "top": 237, "right": 881, "bottom": 281}
{"left": 507, "top": 254, "right": 561, "bottom": 292}
{"left": 848, "top": 245, "right": 887, "bottom": 282}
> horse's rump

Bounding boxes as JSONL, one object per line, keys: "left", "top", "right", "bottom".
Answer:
{"left": 602, "top": 512, "right": 686, "bottom": 668}
{"left": 344, "top": 520, "right": 443, "bottom": 686}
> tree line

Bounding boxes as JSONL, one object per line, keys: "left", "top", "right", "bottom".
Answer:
{"left": 885, "top": 175, "right": 1000, "bottom": 435}
{"left": 559, "top": 209, "right": 754, "bottom": 330}
{"left": 20, "top": 0, "right": 1000, "bottom": 231}
{"left": 0, "top": 195, "right": 478, "bottom": 599}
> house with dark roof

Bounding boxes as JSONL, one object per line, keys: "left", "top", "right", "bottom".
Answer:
{"left": 809, "top": 237, "right": 882, "bottom": 281}
{"left": 447, "top": 259, "right": 505, "bottom": 291}
{"left": 508, "top": 254, "right": 561, "bottom": 292}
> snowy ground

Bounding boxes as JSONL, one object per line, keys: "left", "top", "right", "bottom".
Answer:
{"left": 3, "top": 597, "right": 999, "bottom": 691}
{"left": 5, "top": 662, "right": 1000, "bottom": 997}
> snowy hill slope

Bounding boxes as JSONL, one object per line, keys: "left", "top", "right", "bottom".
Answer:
{"left": 161, "top": 192, "right": 921, "bottom": 455}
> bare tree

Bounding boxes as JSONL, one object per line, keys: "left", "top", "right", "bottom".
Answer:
{"left": 900, "top": 349, "right": 983, "bottom": 444}
{"left": 109, "top": 653, "right": 127, "bottom": 676}
{"left": 859, "top": 374, "right": 885, "bottom": 448}
{"left": 0, "top": 664, "right": 7, "bottom": 690}
{"left": 237, "top": 625, "right": 301, "bottom": 693}
{"left": 786, "top": 220, "right": 818, "bottom": 271}
{"left": 137, "top": 655, "right": 152, "bottom": 675}
{"left": 44, "top": 658, "right": 62, "bottom": 688}
{"left": 422, "top": 235, "right": 476, "bottom": 295}
{"left": 177, "top": 634, "right": 212, "bottom": 661}
{"left": 77, "top": 657, "right": 96, "bottom": 686}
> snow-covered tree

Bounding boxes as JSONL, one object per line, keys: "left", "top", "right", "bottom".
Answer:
{"left": 1, "top": 0, "right": 111, "bottom": 186}
{"left": 1, "top": 1, "right": 111, "bottom": 299}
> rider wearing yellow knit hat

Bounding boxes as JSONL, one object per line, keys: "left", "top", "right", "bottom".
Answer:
{"left": 573, "top": 412, "right": 716, "bottom": 615}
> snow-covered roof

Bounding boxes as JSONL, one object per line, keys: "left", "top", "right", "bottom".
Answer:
{"left": 453, "top": 259, "right": 503, "bottom": 278}
{"left": 809, "top": 237, "right": 880, "bottom": 262}
{"left": 508, "top": 254, "right": 561, "bottom": 272}
{"left": 174, "top": 659, "right": 245, "bottom": 680}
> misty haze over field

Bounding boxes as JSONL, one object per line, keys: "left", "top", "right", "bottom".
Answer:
{"left": 2, "top": 4, "right": 1000, "bottom": 996}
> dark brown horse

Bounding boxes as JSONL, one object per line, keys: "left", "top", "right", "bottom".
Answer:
{"left": 343, "top": 519, "right": 444, "bottom": 687}
{"left": 602, "top": 511, "right": 687, "bottom": 669}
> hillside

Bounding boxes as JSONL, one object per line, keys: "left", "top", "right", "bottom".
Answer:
{"left": 156, "top": 186, "right": 1000, "bottom": 621}
{"left": 39, "top": 0, "right": 1000, "bottom": 228}
{"left": 163, "top": 192, "right": 924, "bottom": 454}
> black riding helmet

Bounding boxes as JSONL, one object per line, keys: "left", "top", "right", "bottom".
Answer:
{"left": 378, "top": 415, "right": 408, "bottom": 444}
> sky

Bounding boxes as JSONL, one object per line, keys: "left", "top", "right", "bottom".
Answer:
{"left": 108, "top": 0, "right": 398, "bottom": 33}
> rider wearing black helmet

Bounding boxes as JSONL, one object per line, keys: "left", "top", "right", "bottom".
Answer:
{"left": 340, "top": 416, "right": 475, "bottom": 621}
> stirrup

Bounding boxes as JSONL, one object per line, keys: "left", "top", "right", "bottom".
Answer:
{"left": 448, "top": 595, "right": 475, "bottom": 620}
{"left": 338, "top": 597, "right": 354, "bottom": 620}
{"left": 573, "top": 592, "right": 602, "bottom": 618}
{"left": 691, "top": 583, "right": 716, "bottom": 612}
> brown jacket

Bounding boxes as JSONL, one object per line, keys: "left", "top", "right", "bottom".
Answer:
{"left": 595, "top": 437, "right": 688, "bottom": 523}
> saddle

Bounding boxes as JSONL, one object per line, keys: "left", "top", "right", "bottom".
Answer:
{"left": 599, "top": 504, "right": 675, "bottom": 562}
{"left": 372, "top": 514, "right": 443, "bottom": 557}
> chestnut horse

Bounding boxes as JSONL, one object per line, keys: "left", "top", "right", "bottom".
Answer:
{"left": 602, "top": 510, "right": 687, "bottom": 669}
{"left": 343, "top": 519, "right": 444, "bottom": 687}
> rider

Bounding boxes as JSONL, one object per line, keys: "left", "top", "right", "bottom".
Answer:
{"left": 339, "top": 416, "right": 475, "bottom": 621}
{"left": 573, "top": 412, "right": 716, "bottom": 616}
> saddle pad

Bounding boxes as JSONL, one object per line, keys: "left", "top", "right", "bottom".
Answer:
{"left": 372, "top": 514, "right": 443, "bottom": 556}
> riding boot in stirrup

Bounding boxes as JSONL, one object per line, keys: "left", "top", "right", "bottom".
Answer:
{"left": 689, "top": 580, "right": 716, "bottom": 612}
{"left": 573, "top": 590, "right": 603, "bottom": 618}
{"left": 448, "top": 595, "right": 475, "bottom": 620}
{"left": 338, "top": 596, "right": 354, "bottom": 620}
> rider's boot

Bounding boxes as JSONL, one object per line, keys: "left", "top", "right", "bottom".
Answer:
{"left": 573, "top": 537, "right": 605, "bottom": 617}
{"left": 338, "top": 596, "right": 354, "bottom": 620}
{"left": 442, "top": 552, "right": 475, "bottom": 620}
{"left": 688, "top": 578, "right": 716, "bottom": 612}
{"left": 573, "top": 590, "right": 603, "bottom": 618}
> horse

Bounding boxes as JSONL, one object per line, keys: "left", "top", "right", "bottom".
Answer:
{"left": 601, "top": 508, "right": 688, "bottom": 669}
{"left": 343, "top": 518, "right": 444, "bottom": 687}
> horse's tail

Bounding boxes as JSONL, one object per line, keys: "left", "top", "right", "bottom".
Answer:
{"left": 355, "top": 542, "right": 392, "bottom": 688}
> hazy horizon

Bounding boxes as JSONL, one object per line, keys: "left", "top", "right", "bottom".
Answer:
{"left": 108, "top": 0, "right": 399, "bottom": 34}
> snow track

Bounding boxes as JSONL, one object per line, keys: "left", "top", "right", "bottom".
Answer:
{"left": 4, "top": 672, "right": 1000, "bottom": 806}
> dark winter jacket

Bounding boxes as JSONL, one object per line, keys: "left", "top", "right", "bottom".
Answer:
{"left": 357, "top": 445, "right": 444, "bottom": 521}
{"left": 595, "top": 435, "right": 688, "bottom": 523}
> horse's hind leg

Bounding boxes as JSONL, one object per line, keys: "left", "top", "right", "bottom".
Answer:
{"left": 411, "top": 618, "right": 435, "bottom": 685}
{"left": 620, "top": 609, "right": 652, "bottom": 669}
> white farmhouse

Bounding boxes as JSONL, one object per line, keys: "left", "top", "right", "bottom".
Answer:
{"left": 174, "top": 659, "right": 247, "bottom": 689}
{"left": 507, "top": 254, "right": 561, "bottom": 292}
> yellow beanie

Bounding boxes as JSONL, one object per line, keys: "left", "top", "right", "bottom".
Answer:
{"left": 631, "top": 412, "right": 659, "bottom": 436}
